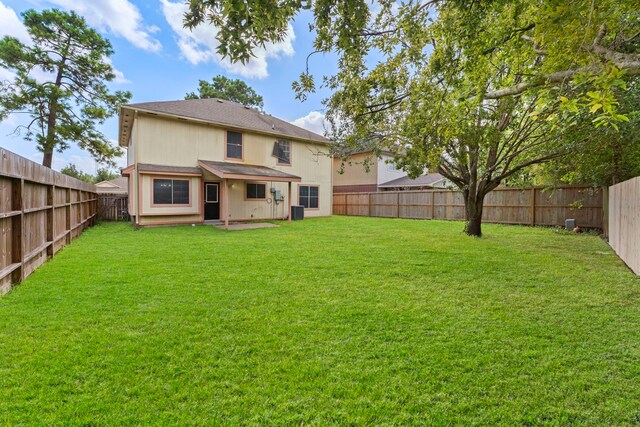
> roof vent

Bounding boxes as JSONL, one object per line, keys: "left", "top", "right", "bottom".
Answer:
{"left": 216, "top": 99, "right": 223, "bottom": 103}
{"left": 272, "top": 124, "right": 275, "bottom": 130}
{"left": 244, "top": 105, "right": 250, "bottom": 109}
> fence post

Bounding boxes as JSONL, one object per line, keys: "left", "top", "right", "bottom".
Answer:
{"left": 46, "top": 185, "right": 54, "bottom": 256}
{"left": 397, "top": 192, "right": 400, "bottom": 218}
{"left": 530, "top": 187, "right": 536, "bottom": 225}
{"left": 368, "top": 193, "right": 372, "bottom": 217}
{"left": 602, "top": 186, "right": 609, "bottom": 237}
{"left": 12, "top": 178, "right": 24, "bottom": 283}
{"left": 65, "top": 188, "right": 71, "bottom": 244}
{"left": 431, "top": 191, "right": 435, "bottom": 219}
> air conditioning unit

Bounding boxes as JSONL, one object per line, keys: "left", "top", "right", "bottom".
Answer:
{"left": 291, "top": 205, "right": 304, "bottom": 220}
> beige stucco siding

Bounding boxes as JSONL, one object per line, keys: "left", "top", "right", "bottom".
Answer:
{"left": 131, "top": 114, "right": 332, "bottom": 221}
{"left": 126, "top": 120, "right": 136, "bottom": 166}
{"left": 135, "top": 115, "right": 330, "bottom": 174}
{"left": 128, "top": 170, "right": 138, "bottom": 216}
{"left": 333, "top": 152, "right": 378, "bottom": 186}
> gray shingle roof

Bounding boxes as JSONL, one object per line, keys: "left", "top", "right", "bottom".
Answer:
{"left": 379, "top": 173, "right": 447, "bottom": 188}
{"left": 108, "top": 176, "right": 128, "bottom": 188}
{"left": 199, "top": 160, "right": 301, "bottom": 182}
{"left": 95, "top": 177, "right": 128, "bottom": 194}
{"left": 138, "top": 163, "right": 203, "bottom": 175}
{"left": 123, "top": 98, "right": 330, "bottom": 144}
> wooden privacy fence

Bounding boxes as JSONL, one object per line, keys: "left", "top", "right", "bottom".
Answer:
{"left": 608, "top": 176, "right": 640, "bottom": 274}
{"left": 0, "top": 148, "right": 97, "bottom": 294}
{"left": 333, "top": 185, "right": 603, "bottom": 228}
{"left": 98, "top": 194, "right": 129, "bottom": 221}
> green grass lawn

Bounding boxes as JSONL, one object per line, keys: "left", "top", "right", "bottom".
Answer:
{"left": 1, "top": 217, "right": 639, "bottom": 425}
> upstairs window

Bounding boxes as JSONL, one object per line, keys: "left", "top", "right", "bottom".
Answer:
{"left": 246, "top": 183, "right": 266, "bottom": 200}
{"left": 299, "top": 185, "right": 319, "bottom": 209}
{"left": 273, "top": 140, "right": 291, "bottom": 165}
{"left": 226, "top": 131, "right": 243, "bottom": 160}
{"left": 153, "top": 179, "right": 189, "bottom": 205}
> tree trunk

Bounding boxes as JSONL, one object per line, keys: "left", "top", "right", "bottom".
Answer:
{"left": 42, "top": 151, "right": 53, "bottom": 168}
{"left": 611, "top": 140, "right": 622, "bottom": 185}
{"left": 463, "top": 189, "right": 486, "bottom": 237}
{"left": 42, "top": 49, "right": 68, "bottom": 169}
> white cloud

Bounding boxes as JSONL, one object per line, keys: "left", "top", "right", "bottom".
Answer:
{"left": 44, "top": 0, "right": 162, "bottom": 52}
{"left": 52, "top": 154, "right": 98, "bottom": 174}
{"left": 0, "top": 1, "right": 31, "bottom": 43}
{"left": 160, "top": 0, "right": 295, "bottom": 79}
{"left": 291, "top": 111, "right": 328, "bottom": 136}
{"left": 103, "top": 57, "right": 130, "bottom": 84}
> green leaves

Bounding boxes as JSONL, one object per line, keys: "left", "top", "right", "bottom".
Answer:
{"left": 0, "top": 9, "right": 130, "bottom": 168}
{"left": 184, "top": 0, "right": 303, "bottom": 64}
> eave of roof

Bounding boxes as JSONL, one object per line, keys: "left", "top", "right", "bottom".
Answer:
{"left": 199, "top": 160, "right": 301, "bottom": 182}
{"left": 122, "top": 161, "right": 301, "bottom": 183}
{"left": 137, "top": 163, "right": 203, "bottom": 176}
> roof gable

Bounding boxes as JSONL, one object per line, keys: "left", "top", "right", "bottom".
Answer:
{"left": 96, "top": 181, "right": 119, "bottom": 187}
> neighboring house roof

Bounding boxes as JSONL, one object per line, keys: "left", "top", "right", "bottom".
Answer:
{"left": 95, "top": 176, "right": 128, "bottom": 188}
{"left": 379, "top": 173, "right": 447, "bottom": 188}
{"left": 199, "top": 160, "right": 301, "bottom": 182}
{"left": 96, "top": 181, "right": 119, "bottom": 188}
{"left": 95, "top": 176, "right": 128, "bottom": 194}
{"left": 119, "top": 98, "right": 330, "bottom": 147}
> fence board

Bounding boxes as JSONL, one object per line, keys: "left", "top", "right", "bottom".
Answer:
{"left": 97, "top": 194, "right": 129, "bottom": 221}
{"left": 0, "top": 148, "right": 97, "bottom": 294}
{"left": 333, "top": 185, "right": 603, "bottom": 229}
{"left": 608, "top": 177, "right": 640, "bottom": 274}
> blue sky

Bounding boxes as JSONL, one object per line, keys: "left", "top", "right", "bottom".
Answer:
{"left": 0, "top": 0, "right": 336, "bottom": 173}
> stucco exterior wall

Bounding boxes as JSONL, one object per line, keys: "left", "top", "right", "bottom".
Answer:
{"left": 126, "top": 120, "right": 136, "bottom": 166}
{"left": 128, "top": 113, "right": 332, "bottom": 223}
{"left": 333, "top": 152, "right": 378, "bottom": 187}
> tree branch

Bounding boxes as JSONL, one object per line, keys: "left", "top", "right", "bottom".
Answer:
{"left": 493, "top": 151, "right": 567, "bottom": 182}
{"left": 484, "top": 25, "right": 640, "bottom": 99}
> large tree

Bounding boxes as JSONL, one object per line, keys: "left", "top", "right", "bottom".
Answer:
{"left": 185, "top": 75, "right": 264, "bottom": 110}
{"left": 0, "top": 9, "right": 131, "bottom": 168}
{"left": 185, "top": 0, "right": 640, "bottom": 236}
{"left": 60, "top": 163, "right": 94, "bottom": 183}
{"left": 95, "top": 167, "right": 119, "bottom": 183}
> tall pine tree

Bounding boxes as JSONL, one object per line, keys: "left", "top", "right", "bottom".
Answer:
{"left": 0, "top": 9, "right": 131, "bottom": 168}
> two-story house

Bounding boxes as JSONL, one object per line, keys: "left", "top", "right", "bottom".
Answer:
{"left": 119, "top": 98, "right": 332, "bottom": 227}
{"left": 333, "top": 150, "right": 449, "bottom": 193}
{"left": 333, "top": 150, "right": 409, "bottom": 193}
